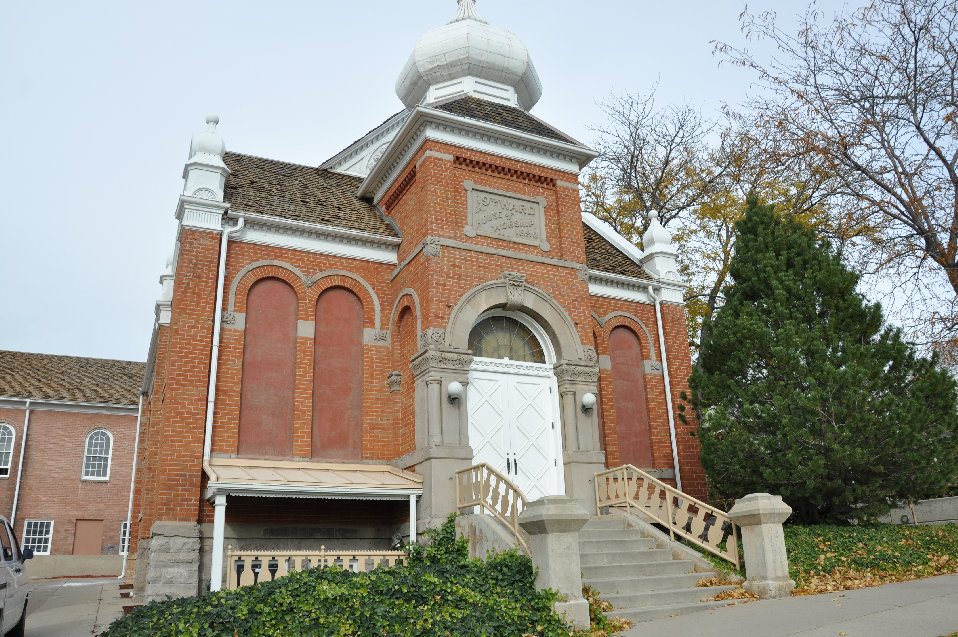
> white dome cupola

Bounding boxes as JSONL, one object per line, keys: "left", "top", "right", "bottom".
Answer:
{"left": 396, "top": 0, "right": 543, "bottom": 111}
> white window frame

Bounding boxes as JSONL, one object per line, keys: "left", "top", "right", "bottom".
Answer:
{"left": 119, "top": 521, "right": 130, "bottom": 556}
{"left": 22, "top": 519, "right": 53, "bottom": 555}
{"left": 82, "top": 429, "right": 113, "bottom": 481}
{"left": 0, "top": 423, "right": 15, "bottom": 478}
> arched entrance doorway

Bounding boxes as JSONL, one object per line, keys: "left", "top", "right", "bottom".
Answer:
{"left": 467, "top": 312, "right": 565, "bottom": 500}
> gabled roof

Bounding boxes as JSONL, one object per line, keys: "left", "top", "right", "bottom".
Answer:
{"left": 582, "top": 223, "right": 652, "bottom": 281}
{"left": 432, "top": 96, "right": 581, "bottom": 145}
{"left": 0, "top": 350, "right": 145, "bottom": 406}
{"left": 223, "top": 152, "right": 399, "bottom": 238}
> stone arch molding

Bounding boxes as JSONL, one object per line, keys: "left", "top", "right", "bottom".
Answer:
{"left": 446, "top": 273, "right": 586, "bottom": 362}
{"left": 226, "top": 260, "right": 383, "bottom": 330}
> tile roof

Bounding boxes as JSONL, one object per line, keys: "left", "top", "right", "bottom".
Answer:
{"left": 432, "top": 96, "right": 581, "bottom": 145}
{"left": 223, "top": 152, "right": 399, "bottom": 238}
{"left": 0, "top": 351, "right": 145, "bottom": 406}
{"left": 582, "top": 223, "right": 652, "bottom": 281}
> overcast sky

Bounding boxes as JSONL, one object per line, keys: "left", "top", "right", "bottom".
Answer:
{"left": 0, "top": 0, "right": 849, "bottom": 362}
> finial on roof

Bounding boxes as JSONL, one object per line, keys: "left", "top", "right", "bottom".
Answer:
{"left": 450, "top": 0, "right": 487, "bottom": 24}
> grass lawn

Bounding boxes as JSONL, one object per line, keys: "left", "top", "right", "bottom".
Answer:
{"left": 784, "top": 523, "right": 958, "bottom": 594}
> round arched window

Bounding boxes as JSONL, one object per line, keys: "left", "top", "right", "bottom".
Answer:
{"left": 468, "top": 316, "right": 546, "bottom": 363}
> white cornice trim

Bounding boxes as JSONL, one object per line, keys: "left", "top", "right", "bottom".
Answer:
{"left": 320, "top": 110, "right": 410, "bottom": 178}
{"left": 226, "top": 210, "right": 400, "bottom": 265}
{"left": 176, "top": 196, "right": 229, "bottom": 232}
{"left": 588, "top": 270, "right": 686, "bottom": 305}
{"left": 359, "top": 106, "right": 598, "bottom": 203}
{"left": 0, "top": 396, "right": 139, "bottom": 415}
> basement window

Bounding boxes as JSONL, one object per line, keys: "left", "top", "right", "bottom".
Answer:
{"left": 22, "top": 519, "right": 53, "bottom": 555}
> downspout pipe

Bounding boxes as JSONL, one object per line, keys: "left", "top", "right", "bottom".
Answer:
{"left": 202, "top": 216, "right": 245, "bottom": 475}
{"left": 10, "top": 400, "right": 31, "bottom": 527}
{"left": 648, "top": 286, "right": 683, "bottom": 493}
{"left": 118, "top": 393, "right": 144, "bottom": 580}
{"left": 204, "top": 217, "right": 244, "bottom": 593}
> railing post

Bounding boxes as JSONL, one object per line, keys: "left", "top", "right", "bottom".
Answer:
{"left": 727, "top": 493, "right": 794, "bottom": 598}
{"left": 518, "top": 496, "right": 591, "bottom": 631}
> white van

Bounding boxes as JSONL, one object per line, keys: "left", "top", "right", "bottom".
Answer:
{"left": 0, "top": 516, "right": 30, "bottom": 637}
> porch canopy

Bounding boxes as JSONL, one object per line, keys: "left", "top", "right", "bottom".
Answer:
{"left": 203, "top": 457, "right": 423, "bottom": 591}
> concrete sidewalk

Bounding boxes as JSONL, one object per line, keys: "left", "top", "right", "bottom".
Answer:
{"left": 623, "top": 573, "right": 958, "bottom": 637}
{"left": 25, "top": 578, "right": 129, "bottom": 637}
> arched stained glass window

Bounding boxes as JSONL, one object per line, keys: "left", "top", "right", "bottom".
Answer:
{"left": 468, "top": 316, "right": 546, "bottom": 363}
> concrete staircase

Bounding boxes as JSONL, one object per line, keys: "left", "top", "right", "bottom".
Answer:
{"left": 579, "top": 516, "right": 738, "bottom": 623}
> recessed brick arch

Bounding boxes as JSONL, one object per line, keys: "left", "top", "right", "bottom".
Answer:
{"left": 591, "top": 311, "right": 659, "bottom": 366}
{"left": 227, "top": 261, "right": 308, "bottom": 315}
{"left": 307, "top": 271, "right": 381, "bottom": 330}
{"left": 306, "top": 270, "right": 382, "bottom": 330}
{"left": 388, "top": 289, "right": 423, "bottom": 338}
{"left": 446, "top": 278, "right": 584, "bottom": 361}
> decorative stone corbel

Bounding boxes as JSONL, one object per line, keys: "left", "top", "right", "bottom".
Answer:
{"left": 423, "top": 237, "right": 442, "bottom": 258}
{"left": 386, "top": 371, "right": 402, "bottom": 393}
{"left": 419, "top": 328, "right": 447, "bottom": 351}
{"left": 503, "top": 272, "right": 526, "bottom": 311}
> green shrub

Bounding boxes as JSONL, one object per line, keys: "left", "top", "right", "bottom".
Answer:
{"left": 103, "top": 516, "right": 575, "bottom": 637}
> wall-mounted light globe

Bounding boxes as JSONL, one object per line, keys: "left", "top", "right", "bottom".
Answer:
{"left": 581, "top": 392, "right": 597, "bottom": 413}
{"left": 447, "top": 381, "right": 464, "bottom": 404}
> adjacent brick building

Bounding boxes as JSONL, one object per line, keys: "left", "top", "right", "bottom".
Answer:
{"left": 0, "top": 350, "right": 143, "bottom": 576}
{"left": 131, "top": 0, "right": 708, "bottom": 600}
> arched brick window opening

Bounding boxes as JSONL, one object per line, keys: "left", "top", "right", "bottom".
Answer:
{"left": 82, "top": 429, "right": 113, "bottom": 480}
{"left": 312, "top": 287, "right": 364, "bottom": 459}
{"left": 238, "top": 277, "right": 297, "bottom": 458}
{"left": 609, "top": 326, "right": 652, "bottom": 467}
{"left": 0, "top": 423, "right": 14, "bottom": 477}
{"left": 395, "top": 306, "right": 417, "bottom": 456}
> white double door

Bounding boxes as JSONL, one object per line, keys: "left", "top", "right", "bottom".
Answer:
{"left": 467, "top": 358, "right": 565, "bottom": 501}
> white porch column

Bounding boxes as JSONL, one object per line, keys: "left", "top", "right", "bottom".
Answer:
{"left": 409, "top": 494, "right": 418, "bottom": 543}
{"left": 210, "top": 494, "right": 227, "bottom": 591}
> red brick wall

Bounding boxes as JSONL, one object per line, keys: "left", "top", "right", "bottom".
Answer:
{"left": 133, "top": 132, "right": 709, "bottom": 555}
{"left": 0, "top": 406, "right": 137, "bottom": 555}
{"left": 590, "top": 297, "right": 707, "bottom": 502}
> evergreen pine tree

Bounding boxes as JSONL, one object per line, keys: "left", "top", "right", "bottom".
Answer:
{"left": 691, "top": 195, "right": 958, "bottom": 523}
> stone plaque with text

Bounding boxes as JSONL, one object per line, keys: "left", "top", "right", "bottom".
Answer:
{"left": 463, "top": 181, "right": 550, "bottom": 251}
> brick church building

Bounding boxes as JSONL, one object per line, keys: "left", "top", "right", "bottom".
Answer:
{"left": 131, "top": 0, "right": 707, "bottom": 599}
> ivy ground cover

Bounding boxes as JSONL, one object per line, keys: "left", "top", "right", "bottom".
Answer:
{"left": 102, "top": 518, "right": 580, "bottom": 637}
{"left": 785, "top": 523, "right": 958, "bottom": 594}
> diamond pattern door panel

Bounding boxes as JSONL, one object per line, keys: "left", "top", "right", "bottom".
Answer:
{"left": 467, "top": 372, "right": 511, "bottom": 477}
{"left": 509, "top": 377, "right": 561, "bottom": 500}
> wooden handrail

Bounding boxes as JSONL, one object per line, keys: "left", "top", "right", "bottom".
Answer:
{"left": 594, "top": 465, "right": 740, "bottom": 569}
{"left": 455, "top": 463, "right": 529, "bottom": 553}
